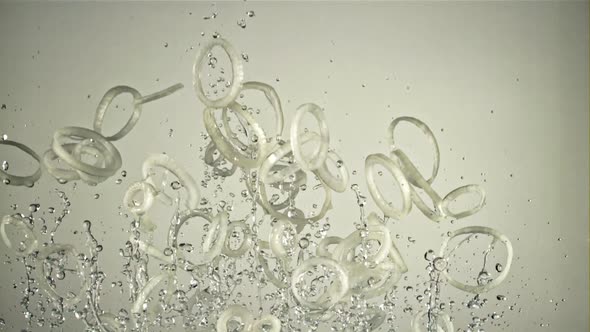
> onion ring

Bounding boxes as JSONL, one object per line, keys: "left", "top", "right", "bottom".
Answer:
{"left": 290, "top": 103, "right": 330, "bottom": 171}
{"left": 269, "top": 219, "right": 297, "bottom": 258}
{"left": 291, "top": 257, "right": 349, "bottom": 310}
{"left": 193, "top": 38, "right": 244, "bottom": 108}
{"left": 141, "top": 153, "right": 200, "bottom": 210}
{"left": 439, "top": 226, "right": 513, "bottom": 294}
{"left": 365, "top": 153, "right": 412, "bottom": 220}
{"left": 222, "top": 220, "right": 253, "bottom": 258}
{"left": 123, "top": 181, "right": 157, "bottom": 216}
{"left": 202, "top": 211, "right": 228, "bottom": 262}
{"left": 438, "top": 184, "right": 486, "bottom": 220}
{"left": 216, "top": 305, "right": 254, "bottom": 332}
{"left": 0, "top": 140, "right": 42, "bottom": 187}
{"left": 316, "top": 150, "right": 349, "bottom": 193}
{"left": 388, "top": 116, "right": 440, "bottom": 187}
{"left": 241, "top": 81, "right": 284, "bottom": 141}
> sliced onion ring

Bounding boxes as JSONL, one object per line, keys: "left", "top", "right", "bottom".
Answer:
{"left": 316, "top": 149, "right": 349, "bottom": 193}
{"left": 203, "top": 103, "right": 269, "bottom": 169}
{"left": 123, "top": 181, "right": 156, "bottom": 216}
{"left": 390, "top": 149, "right": 446, "bottom": 222}
{"left": 316, "top": 236, "right": 342, "bottom": 258}
{"left": 141, "top": 153, "right": 200, "bottom": 210}
{"left": 269, "top": 219, "right": 297, "bottom": 258}
{"left": 0, "top": 139, "right": 42, "bottom": 187}
{"left": 202, "top": 211, "right": 228, "bottom": 262}
{"left": 438, "top": 184, "right": 486, "bottom": 220}
{"left": 290, "top": 103, "right": 330, "bottom": 171}
{"left": 52, "top": 127, "right": 121, "bottom": 178}
{"left": 365, "top": 153, "right": 412, "bottom": 220}
{"left": 388, "top": 116, "right": 440, "bottom": 187}
{"left": 131, "top": 272, "right": 173, "bottom": 315}
{"left": 0, "top": 214, "right": 38, "bottom": 255}
{"left": 439, "top": 226, "right": 513, "bottom": 294}
{"left": 241, "top": 81, "right": 285, "bottom": 140}
{"left": 193, "top": 38, "right": 244, "bottom": 108}
{"left": 291, "top": 257, "right": 349, "bottom": 310}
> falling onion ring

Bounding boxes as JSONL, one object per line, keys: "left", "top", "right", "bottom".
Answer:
{"left": 0, "top": 139, "right": 42, "bottom": 187}
{"left": 290, "top": 103, "right": 330, "bottom": 171}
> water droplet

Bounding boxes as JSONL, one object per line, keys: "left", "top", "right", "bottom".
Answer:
{"left": 93, "top": 193, "right": 100, "bottom": 199}
{"left": 1, "top": 160, "right": 8, "bottom": 171}
{"left": 164, "top": 42, "right": 169, "bottom": 48}
{"left": 298, "top": 238, "right": 309, "bottom": 249}
{"left": 1, "top": 134, "right": 7, "bottom": 141}
{"left": 171, "top": 181, "right": 182, "bottom": 190}
{"left": 237, "top": 19, "right": 247, "bottom": 29}
{"left": 495, "top": 263, "right": 503, "bottom": 272}
{"left": 246, "top": 10, "right": 255, "bottom": 17}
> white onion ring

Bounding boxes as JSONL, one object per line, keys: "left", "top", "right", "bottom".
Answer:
{"left": 216, "top": 305, "right": 254, "bottom": 332}
{"left": 135, "top": 238, "right": 173, "bottom": 264}
{"left": 390, "top": 149, "right": 446, "bottom": 222}
{"left": 388, "top": 116, "right": 440, "bottom": 187}
{"left": 0, "top": 214, "right": 38, "bottom": 255}
{"left": 204, "top": 140, "right": 237, "bottom": 177}
{"left": 316, "top": 149, "right": 349, "bottom": 193}
{"left": 123, "top": 181, "right": 156, "bottom": 216}
{"left": 438, "top": 184, "right": 486, "bottom": 220}
{"left": 316, "top": 236, "right": 342, "bottom": 257}
{"left": 204, "top": 103, "right": 269, "bottom": 169}
{"left": 439, "top": 226, "right": 513, "bottom": 294}
{"left": 365, "top": 153, "right": 412, "bottom": 220}
{"left": 202, "top": 211, "right": 228, "bottom": 262}
{"left": 141, "top": 153, "right": 200, "bottom": 210}
{"left": 193, "top": 38, "right": 244, "bottom": 108}
{"left": 52, "top": 127, "right": 121, "bottom": 178}
{"left": 241, "top": 81, "right": 284, "bottom": 141}
{"left": 131, "top": 272, "right": 173, "bottom": 315}
{"left": 222, "top": 220, "right": 252, "bottom": 257}
{"left": 250, "top": 314, "right": 281, "bottom": 332}
{"left": 411, "top": 310, "right": 453, "bottom": 332}
{"left": 333, "top": 215, "right": 392, "bottom": 266}
{"left": 36, "top": 244, "right": 88, "bottom": 308}
{"left": 291, "top": 257, "right": 349, "bottom": 310}
{"left": 94, "top": 84, "right": 183, "bottom": 141}
{"left": 0, "top": 139, "right": 42, "bottom": 187}
{"left": 290, "top": 103, "right": 330, "bottom": 171}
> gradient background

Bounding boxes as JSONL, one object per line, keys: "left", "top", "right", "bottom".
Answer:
{"left": 0, "top": 1, "right": 588, "bottom": 331}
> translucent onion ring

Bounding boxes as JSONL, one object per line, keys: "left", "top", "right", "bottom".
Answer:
{"left": 52, "top": 127, "right": 121, "bottom": 178}
{"left": 244, "top": 166, "right": 306, "bottom": 212}
{"left": 250, "top": 314, "right": 282, "bottom": 332}
{"left": 43, "top": 143, "right": 110, "bottom": 185}
{"left": 316, "top": 149, "right": 349, "bottom": 193}
{"left": 438, "top": 184, "right": 486, "bottom": 220}
{"left": 269, "top": 219, "right": 296, "bottom": 258}
{"left": 333, "top": 217, "right": 392, "bottom": 266}
{"left": 94, "top": 84, "right": 183, "bottom": 141}
{"left": 0, "top": 139, "right": 42, "bottom": 187}
{"left": 257, "top": 241, "right": 288, "bottom": 288}
{"left": 193, "top": 38, "right": 244, "bottom": 108}
{"left": 204, "top": 141, "right": 237, "bottom": 177}
{"left": 203, "top": 103, "right": 269, "bottom": 169}
{"left": 439, "top": 226, "right": 513, "bottom": 294}
{"left": 36, "top": 244, "right": 89, "bottom": 308}
{"left": 0, "top": 214, "right": 38, "bottom": 255}
{"left": 257, "top": 176, "right": 332, "bottom": 225}
{"left": 222, "top": 220, "right": 253, "bottom": 258}
{"left": 123, "top": 181, "right": 156, "bottom": 216}
{"left": 343, "top": 263, "right": 401, "bottom": 299}
{"left": 291, "top": 257, "right": 349, "bottom": 310}
{"left": 411, "top": 310, "right": 453, "bottom": 332}
{"left": 141, "top": 153, "right": 200, "bottom": 210}
{"left": 365, "top": 153, "right": 412, "bottom": 220}
{"left": 202, "top": 211, "right": 228, "bottom": 262}
{"left": 290, "top": 103, "right": 330, "bottom": 171}
{"left": 390, "top": 149, "right": 446, "bottom": 222}
{"left": 241, "top": 81, "right": 285, "bottom": 140}
{"left": 388, "top": 116, "right": 440, "bottom": 187}
{"left": 259, "top": 133, "right": 315, "bottom": 185}
{"left": 131, "top": 272, "right": 173, "bottom": 315}
{"left": 316, "top": 236, "right": 342, "bottom": 257}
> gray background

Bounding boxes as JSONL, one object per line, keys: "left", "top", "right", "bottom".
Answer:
{"left": 0, "top": 1, "right": 588, "bottom": 331}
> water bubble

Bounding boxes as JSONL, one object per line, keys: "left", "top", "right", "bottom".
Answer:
{"left": 1, "top": 160, "right": 8, "bottom": 171}
{"left": 298, "top": 238, "right": 309, "bottom": 249}
{"left": 237, "top": 19, "right": 247, "bottom": 29}
{"left": 247, "top": 10, "right": 255, "bottom": 17}
{"left": 93, "top": 193, "right": 100, "bottom": 199}
{"left": 495, "top": 263, "right": 503, "bottom": 272}
{"left": 171, "top": 181, "right": 182, "bottom": 190}
{"left": 241, "top": 53, "right": 249, "bottom": 62}
{"left": 496, "top": 295, "right": 506, "bottom": 301}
